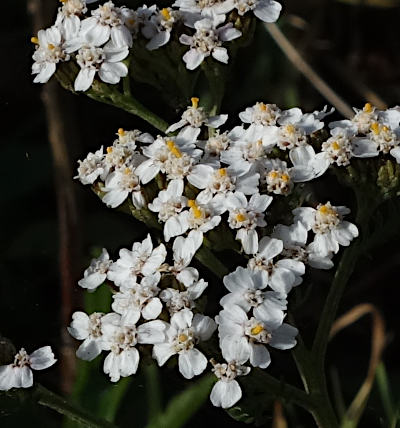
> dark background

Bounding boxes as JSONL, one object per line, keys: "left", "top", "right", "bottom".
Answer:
{"left": 1, "top": 0, "right": 400, "bottom": 426}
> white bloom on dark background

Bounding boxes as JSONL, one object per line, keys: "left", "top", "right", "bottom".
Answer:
{"left": 74, "top": 42, "right": 129, "bottom": 91}
{"left": 0, "top": 347, "right": 56, "bottom": 391}
{"left": 179, "top": 16, "right": 241, "bottom": 70}
{"left": 235, "top": 0, "right": 282, "bottom": 23}
{"left": 68, "top": 311, "right": 105, "bottom": 361}
{"left": 152, "top": 309, "right": 216, "bottom": 379}
{"left": 78, "top": 248, "right": 111, "bottom": 291}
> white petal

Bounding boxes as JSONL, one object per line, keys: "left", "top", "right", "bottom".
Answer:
{"left": 249, "top": 343, "right": 271, "bottom": 369}
{"left": 74, "top": 68, "right": 96, "bottom": 92}
{"left": 210, "top": 379, "right": 242, "bottom": 408}
{"left": 178, "top": 348, "right": 207, "bottom": 379}
{"left": 141, "top": 298, "right": 163, "bottom": 320}
{"left": 29, "top": 346, "right": 57, "bottom": 370}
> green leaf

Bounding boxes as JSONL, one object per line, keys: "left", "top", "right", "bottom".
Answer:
{"left": 145, "top": 375, "right": 215, "bottom": 428}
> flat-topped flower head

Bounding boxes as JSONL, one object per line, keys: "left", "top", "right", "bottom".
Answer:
{"left": 210, "top": 359, "right": 250, "bottom": 408}
{"left": 0, "top": 346, "right": 56, "bottom": 391}
{"left": 68, "top": 311, "right": 105, "bottom": 360}
{"left": 31, "top": 26, "right": 70, "bottom": 83}
{"left": 322, "top": 134, "right": 353, "bottom": 166}
{"left": 235, "top": 0, "right": 282, "bottom": 23}
{"left": 179, "top": 17, "right": 241, "bottom": 70}
{"left": 152, "top": 309, "right": 216, "bottom": 379}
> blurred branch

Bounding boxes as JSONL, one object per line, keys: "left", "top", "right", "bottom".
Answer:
{"left": 330, "top": 304, "right": 386, "bottom": 427}
{"left": 28, "top": 0, "right": 81, "bottom": 394}
{"left": 265, "top": 23, "right": 354, "bottom": 118}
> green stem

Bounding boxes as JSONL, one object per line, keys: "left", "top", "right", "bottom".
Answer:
{"left": 31, "top": 384, "right": 117, "bottom": 428}
{"left": 145, "top": 362, "right": 163, "bottom": 424}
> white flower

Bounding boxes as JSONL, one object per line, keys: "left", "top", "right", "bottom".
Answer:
{"left": 75, "top": 147, "right": 105, "bottom": 185}
{"left": 188, "top": 164, "right": 259, "bottom": 202}
{"left": 368, "top": 121, "right": 399, "bottom": 154}
{"left": 111, "top": 274, "right": 163, "bottom": 325}
{"left": 148, "top": 179, "right": 188, "bottom": 223}
{"left": 31, "top": 26, "right": 70, "bottom": 83}
{"left": 201, "top": 129, "right": 231, "bottom": 157}
{"left": 136, "top": 130, "right": 202, "bottom": 184}
{"left": 68, "top": 311, "right": 104, "bottom": 361}
{"left": 173, "top": 0, "right": 236, "bottom": 17}
{"left": 210, "top": 359, "right": 250, "bottom": 409}
{"left": 101, "top": 166, "right": 144, "bottom": 209}
{"left": 293, "top": 202, "right": 358, "bottom": 257}
{"left": 351, "top": 102, "right": 378, "bottom": 134}
{"left": 179, "top": 17, "right": 241, "bottom": 70}
{"left": 166, "top": 97, "right": 228, "bottom": 138}
{"left": 289, "top": 145, "right": 330, "bottom": 182}
{"left": 235, "top": 0, "right": 282, "bottom": 23}
{"left": 101, "top": 313, "right": 166, "bottom": 382}
{"left": 239, "top": 102, "right": 281, "bottom": 127}
{"left": 225, "top": 192, "right": 273, "bottom": 254}
{"left": 247, "top": 237, "right": 305, "bottom": 293}
{"left": 217, "top": 304, "right": 297, "bottom": 369}
{"left": 220, "top": 266, "right": 288, "bottom": 322}
{"left": 0, "top": 346, "right": 56, "bottom": 391}
{"left": 142, "top": 7, "right": 181, "bottom": 50}
{"left": 272, "top": 221, "right": 334, "bottom": 269}
{"left": 80, "top": 1, "right": 133, "bottom": 48}
{"left": 78, "top": 248, "right": 111, "bottom": 290}
{"left": 164, "top": 194, "right": 222, "bottom": 241}
{"left": 220, "top": 125, "right": 275, "bottom": 174}
{"left": 74, "top": 42, "right": 129, "bottom": 92}
{"left": 160, "top": 283, "right": 207, "bottom": 314}
{"left": 107, "top": 234, "right": 167, "bottom": 287}
{"left": 152, "top": 309, "right": 216, "bottom": 379}
{"left": 260, "top": 158, "right": 293, "bottom": 195}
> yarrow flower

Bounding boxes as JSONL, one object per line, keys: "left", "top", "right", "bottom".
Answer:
{"left": 0, "top": 347, "right": 56, "bottom": 391}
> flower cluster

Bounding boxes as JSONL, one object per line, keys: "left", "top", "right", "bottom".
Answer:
{"left": 31, "top": 0, "right": 282, "bottom": 90}
{"left": 67, "top": 99, "right": 379, "bottom": 408}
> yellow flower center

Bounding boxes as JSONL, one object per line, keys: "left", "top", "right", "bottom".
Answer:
{"left": 364, "top": 102, "right": 373, "bottom": 113}
{"left": 118, "top": 128, "right": 125, "bottom": 136}
{"left": 191, "top": 97, "right": 199, "bottom": 109}
{"left": 160, "top": 8, "right": 171, "bottom": 20}
{"left": 166, "top": 140, "right": 182, "bottom": 158}
{"left": 331, "top": 141, "right": 340, "bottom": 151}
{"left": 188, "top": 200, "right": 202, "bottom": 219}
{"left": 286, "top": 124, "right": 296, "bottom": 134}
{"left": 281, "top": 173, "right": 290, "bottom": 182}
{"left": 48, "top": 43, "right": 55, "bottom": 50}
{"left": 251, "top": 325, "right": 264, "bottom": 335}
{"left": 124, "top": 168, "right": 131, "bottom": 175}
{"left": 319, "top": 204, "right": 336, "bottom": 216}
{"left": 259, "top": 103, "right": 267, "bottom": 111}
{"left": 106, "top": 146, "right": 113, "bottom": 153}
{"left": 31, "top": 36, "right": 39, "bottom": 44}
{"left": 178, "top": 334, "right": 188, "bottom": 343}
{"left": 218, "top": 168, "right": 227, "bottom": 176}
{"left": 236, "top": 213, "right": 246, "bottom": 222}
{"left": 370, "top": 122, "right": 381, "bottom": 135}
